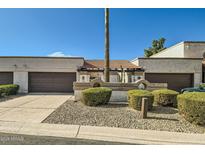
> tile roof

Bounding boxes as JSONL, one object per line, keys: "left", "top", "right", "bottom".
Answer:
{"left": 83, "top": 60, "right": 140, "bottom": 69}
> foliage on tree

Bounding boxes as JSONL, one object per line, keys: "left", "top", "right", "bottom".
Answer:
{"left": 144, "top": 38, "right": 166, "bottom": 57}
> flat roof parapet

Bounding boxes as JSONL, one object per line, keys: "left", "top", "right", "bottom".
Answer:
{"left": 0, "top": 56, "right": 84, "bottom": 59}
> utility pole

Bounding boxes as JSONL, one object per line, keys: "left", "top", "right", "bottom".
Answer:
{"left": 104, "top": 8, "right": 110, "bottom": 82}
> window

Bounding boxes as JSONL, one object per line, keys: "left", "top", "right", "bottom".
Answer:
{"left": 80, "top": 75, "right": 90, "bottom": 82}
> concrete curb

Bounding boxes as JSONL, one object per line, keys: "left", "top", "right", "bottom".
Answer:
{"left": 0, "top": 121, "right": 205, "bottom": 145}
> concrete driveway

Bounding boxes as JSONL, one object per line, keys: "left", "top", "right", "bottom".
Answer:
{"left": 0, "top": 94, "right": 73, "bottom": 123}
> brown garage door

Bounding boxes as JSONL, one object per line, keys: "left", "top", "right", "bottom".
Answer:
{"left": 145, "top": 73, "right": 194, "bottom": 92}
{"left": 0, "top": 72, "right": 13, "bottom": 85}
{"left": 28, "top": 72, "right": 76, "bottom": 92}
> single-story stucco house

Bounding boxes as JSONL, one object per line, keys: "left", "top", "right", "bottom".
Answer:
{"left": 1, "top": 41, "right": 205, "bottom": 93}
{"left": 0, "top": 56, "right": 84, "bottom": 93}
{"left": 0, "top": 57, "right": 143, "bottom": 93}
{"left": 77, "top": 60, "right": 144, "bottom": 83}
{"left": 131, "top": 41, "right": 205, "bottom": 91}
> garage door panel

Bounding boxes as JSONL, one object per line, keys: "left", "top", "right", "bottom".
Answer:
{"left": 145, "top": 73, "right": 193, "bottom": 92}
{"left": 0, "top": 72, "right": 13, "bottom": 85}
{"left": 29, "top": 72, "right": 76, "bottom": 92}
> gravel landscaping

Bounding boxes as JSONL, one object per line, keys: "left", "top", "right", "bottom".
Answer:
{"left": 43, "top": 100, "right": 205, "bottom": 134}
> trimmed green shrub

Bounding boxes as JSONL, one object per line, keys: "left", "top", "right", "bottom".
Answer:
{"left": 0, "top": 84, "right": 19, "bottom": 97}
{"left": 152, "top": 89, "right": 179, "bottom": 107}
{"left": 81, "top": 87, "right": 112, "bottom": 106}
{"left": 177, "top": 92, "right": 205, "bottom": 125}
{"left": 128, "top": 90, "right": 154, "bottom": 111}
{"left": 199, "top": 83, "right": 205, "bottom": 88}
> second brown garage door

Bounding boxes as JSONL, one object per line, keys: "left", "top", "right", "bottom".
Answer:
{"left": 29, "top": 72, "right": 76, "bottom": 92}
{"left": 0, "top": 72, "right": 13, "bottom": 85}
{"left": 145, "top": 73, "right": 194, "bottom": 92}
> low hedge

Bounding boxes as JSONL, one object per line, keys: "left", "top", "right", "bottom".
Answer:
{"left": 0, "top": 84, "right": 19, "bottom": 97}
{"left": 199, "top": 83, "right": 205, "bottom": 88}
{"left": 177, "top": 92, "right": 205, "bottom": 125}
{"left": 152, "top": 89, "right": 179, "bottom": 107}
{"left": 81, "top": 87, "right": 112, "bottom": 106}
{"left": 128, "top": 90, "right": 154, "bottom": 111}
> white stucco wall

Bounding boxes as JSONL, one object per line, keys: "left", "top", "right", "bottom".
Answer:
{"left": 131, "top": 58, "right": 139, "bottom": 66}
{"left": 0, "top": 57, "right": 84, "bottom": 93}
{"left": 145, "top": 42, "right": 205, "bottom": 59}
{"left": 13, "top": 72, "right": 28, "bottom": 93}
{"left": 79, "top": 74, "right": 90, "bottom": 82}
{"left": 150, "top": 42, "right": 184, "bottom": 58}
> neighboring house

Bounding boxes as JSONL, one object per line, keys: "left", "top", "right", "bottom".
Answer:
{"left": 132, "top": 41, "right": 205, "bottom": 91}
{"left": 77, "top": 60, "right": 144, "bottom": 83}
{"left": 0, "top": 56, "right": 84, "bottom": 93}
{"left": 0, "top": 57, "right": 142, "bottom": 93}
{"left": 1, "top": 41, "right": 205, "bottom": 93}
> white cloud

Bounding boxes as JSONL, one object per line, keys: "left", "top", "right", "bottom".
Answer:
{"left": 48, "top": 51, "right": 72, "bottom": 57}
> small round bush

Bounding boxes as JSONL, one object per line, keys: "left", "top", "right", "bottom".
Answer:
{"left": 177, "top": 92, "right": 205, "bottom": 125}
{"left": 81, "top": 87, "right": 112, "bottom": 106}
{"left": 128, "top": 89, "right": 154, "bottom": 111}
{"left": 152, "top": 89, "right": 179, "bottom": 107}
{"left": 199, "top": 83, "right": 205, "bottom": 88}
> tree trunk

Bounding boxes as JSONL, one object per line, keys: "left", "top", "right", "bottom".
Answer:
{"left": 104, "top": 8, "right": 110, "bottom": 82}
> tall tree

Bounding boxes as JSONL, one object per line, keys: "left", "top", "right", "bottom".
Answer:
{"left": 104, "top": 8, "right": 110, "bottom": 82}
{"left": 144, "top": 38, "right": 166, "bottom": 57}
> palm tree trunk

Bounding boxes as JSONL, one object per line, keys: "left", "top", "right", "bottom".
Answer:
{"left": 104, "top": 8, "right": 110, "bottom": 82}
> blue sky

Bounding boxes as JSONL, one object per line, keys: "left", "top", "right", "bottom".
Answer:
{"left": 0, "top": 8, "right": 205, "bottom": 60}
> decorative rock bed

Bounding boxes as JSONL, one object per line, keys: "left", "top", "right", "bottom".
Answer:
{"left": 43, "top": 100, "right": 205, "bottom": 134}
